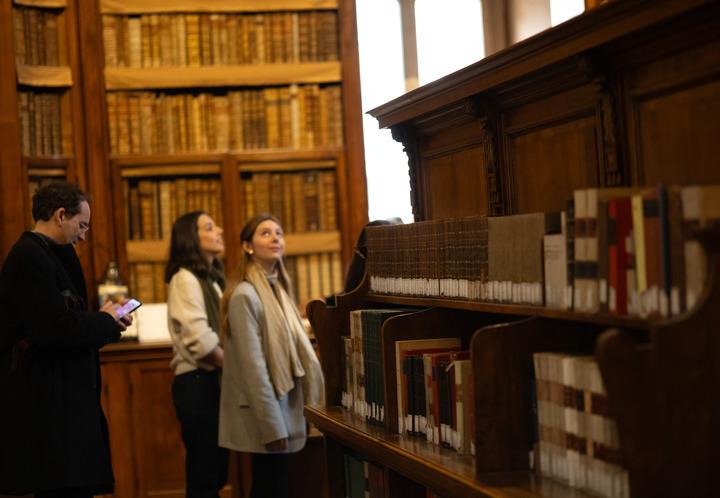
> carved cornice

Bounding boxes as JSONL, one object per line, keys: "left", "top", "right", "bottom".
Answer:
{"left": 577, "top": 53, "right": 625, "bottom": 187}
{"left": 390, "top": 125, "right": 421, "bottom": 221}
{"left": 475, "top": 98, "right": 506, "bottom": 216}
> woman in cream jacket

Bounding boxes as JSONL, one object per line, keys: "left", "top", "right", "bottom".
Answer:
{"left": 219, "top": 214, "right": 324, "bottom": 498}
{"left": 166, "top": 211, "right": 228, "bottom": 498}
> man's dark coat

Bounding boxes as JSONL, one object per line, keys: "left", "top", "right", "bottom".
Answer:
{"left": 0, "top": 232, "right": 121, "bottom": 494}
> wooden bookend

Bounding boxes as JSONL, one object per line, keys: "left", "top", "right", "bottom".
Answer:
{"left": 471, "top": 317, "right": 601, "bottom": 473}
{"left": 307, "top": 275, "right": 370, "bottom": 406}
{"left": 597, "top": 226, "right": 720, "bottom": 498}
{"left": 381, "top": 307, "right": 516, "bottom": 434}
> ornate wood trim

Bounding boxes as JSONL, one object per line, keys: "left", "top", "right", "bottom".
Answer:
{"left": 390, "top": 125, "right": 421, "bottom": 221}
{"left": 577, "top": 54, "right": 626, "bottom": 187}
{"left": 475, "top": 98, "right": 506, "bottom": 216}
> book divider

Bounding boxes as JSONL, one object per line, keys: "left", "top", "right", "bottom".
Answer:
{"left": 307, "top": 276, "right": 369, "bottom": 405}
{"left": 381, "top": 307, "right": 516, "bottom": 435}
{"left": 471, "top": 317, "right": 606, "bottom": 473}
{"left": 597, "top": 226, "right": 720, "bottom": 498}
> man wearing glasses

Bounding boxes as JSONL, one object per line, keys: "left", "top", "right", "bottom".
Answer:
{"left": 0, "top": 182, "right": 132, "bottom": 498}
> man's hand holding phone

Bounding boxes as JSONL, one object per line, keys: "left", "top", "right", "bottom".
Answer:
{"left": 101, "top": 298, "right": 141, "bottom": 330}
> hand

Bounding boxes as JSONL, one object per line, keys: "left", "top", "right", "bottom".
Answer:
{"left": 265, "top": 438, "right": 288, "bottom": 451}
{"left": 100, "top": 299, "right": 133, "bottom": 331}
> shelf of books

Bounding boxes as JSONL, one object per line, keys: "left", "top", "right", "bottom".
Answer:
{"left": 101, "top": 0, "right": 357, "bottom": 311}
{"left": 12, "top": 0, "right": 83, "bottom": 226}
{"left": 305, "top": 185, "right": 720, "bottom": 498}
{"left": 116, "top": 158, "right": 223, "bottom": 303}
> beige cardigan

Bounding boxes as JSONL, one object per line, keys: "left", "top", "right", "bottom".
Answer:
{"left": 166, "top": 268, "right": 222, "bottom": 375}
{"left": 218, "top": 281, "right": 307, "bottom": 454}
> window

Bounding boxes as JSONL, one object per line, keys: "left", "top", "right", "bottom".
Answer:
{"left": 356, "top": 0, "right": 413, "bottom": 223}
{"left": 415, "top": 0, "right": 484, "bottom": 85}
{"left": 550, "top": 0, "right": 584, "bottom": 26}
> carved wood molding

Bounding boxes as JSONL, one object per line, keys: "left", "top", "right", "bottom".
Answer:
{"left": 475, "top": 98, "right": 507, "bottom": 216}
{"left": 576, "top": 53, "right": 626, "bottom": 187}
{"left": 390, "top": 125, "right": 422, "bottom": 221}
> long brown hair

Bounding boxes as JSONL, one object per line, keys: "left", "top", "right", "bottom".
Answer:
{"left": 220, "top": 214, "right": 293, "bottom": 338}
{"left": 164, "top": 211, "right": 224, "bottom": 282}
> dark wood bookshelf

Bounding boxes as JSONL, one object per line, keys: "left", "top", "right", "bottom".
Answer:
{"left": 367, "top": 293, "right": 654, "bottom": 330}
{"left": 306, "top": 0, "right": 720, "bottom": 496}
{"left": 306, "top": 406, "right": 595, "bottom": 498}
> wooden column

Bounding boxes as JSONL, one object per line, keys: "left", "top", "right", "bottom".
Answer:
{"left": 75, "top": 0, "right": 117, "bottom": 292}
{"left": 0, "top": 0, "right": 27, "bottom": 259}
{"left": 338, "top": 0, "right": 369, "bottom": 261}
{"left": 397, "top": 0, "right": 419, "bottom": 91}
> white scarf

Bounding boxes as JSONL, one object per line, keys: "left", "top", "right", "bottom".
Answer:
{"left": 245, "top": 262, "right": 324, "bottom": 406}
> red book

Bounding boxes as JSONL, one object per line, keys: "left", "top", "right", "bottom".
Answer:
{"left": 609, "top": 197, "right": 633, "bottom": 315}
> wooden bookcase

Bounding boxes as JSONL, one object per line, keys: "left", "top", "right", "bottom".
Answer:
{"left": 0, "top": 0, "right": 367, "bottom": 496}
{"left": 95, "top": 0, "right": 367, "bottom": 309}
{"left": 0, "top": 0, "right": 368, "bottom": 301}
{"left": 0, "top": 0, "right": 93, "bottom": 271}
{"left": 304, "top": 0, "right": 720, "bottom": 497}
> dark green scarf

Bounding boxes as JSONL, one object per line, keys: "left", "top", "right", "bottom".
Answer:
{"left": 195, "top": 265, "right": 225, "bottom": 335}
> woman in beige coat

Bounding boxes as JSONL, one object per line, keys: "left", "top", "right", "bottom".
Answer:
{"left": 219, "top": 214, "right": 324, "bottom": 498}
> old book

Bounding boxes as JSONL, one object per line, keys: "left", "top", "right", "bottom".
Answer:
{"left": 133, "top": 263, "right": 156, "bottom": 303}
{"left": 489, "top": 212, "right": 561, "bottom": 305}
{"left": 641, "top": 188, "right": 662, "bottom": 317}
{"left": 681, "top": 185, "right": 720, "bottom": 310}
{"left": 44, "top": 11, "right": 58, "bottom": 65}
{"left": 585, "top": 188, "right": 644, "bottom": 312}
{"left": 543, "top": 212, "right": 569, "bottom": 310}
{"left": 308, "top": 253, "right": 321, "bottom": 301}
{"left": 14, "top": 8, "right": 26, "bottom": 65}
{"left": 608, "top": 197, "right": 632, "bottom": 315}
{"left": 185, "top": 14, "right": 200, "bottom": 66}
{"left": 331, "top": 251, "right": 343, "bottom": 294}
{"left": 394, "top": 338, "right": 461, "bottom": 434}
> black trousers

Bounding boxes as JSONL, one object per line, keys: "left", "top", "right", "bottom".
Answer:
{"left": 172, "top": 369, "right": 229, "bottom": 498}
{"left": 250, "top": 452, "right": 290, "bottom": 498}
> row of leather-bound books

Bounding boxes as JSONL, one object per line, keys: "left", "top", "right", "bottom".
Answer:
{"left": 366, "top": 184, "right": 720, "bottom": 318}
{"left": 17, "top": 90, "right": 64, "bottom": 158}
{"left": 107, "top": 84, "right": 344, "bottom": 154}
{"left": 128, "top": 250, "right": 343, "bottom": 308}
{"left": 123, "top": 169, "right": 337, "bottom": 241}
{"left": 533, "top": 352, "right": 628, "bottom": 498}
{"left": 338, "top": 308, "right": 627, "bottom": 497}
{"left": 102, "top": 10, "right": 339, "bottom": 68}
{"left": 240, "top": 170, "right": 338, "bottom": 234}
{"left": 13, "top": 5, "right": 61, "bottom": 67}
{"left": 341, "top": 309, "right": 475, "bottom": 455}
{"left": 123, "top": 177, "right": 224, "bottom": 241}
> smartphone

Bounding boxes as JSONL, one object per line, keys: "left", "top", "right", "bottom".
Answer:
{"left": 116, "top": 298, "right": 142, "bottom": 318}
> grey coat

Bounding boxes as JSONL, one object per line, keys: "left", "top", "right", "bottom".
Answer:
{"left": 218, "top": 281, "right": 307, "bottom": 454}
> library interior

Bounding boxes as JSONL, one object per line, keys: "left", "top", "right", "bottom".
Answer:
{"left": 0, "top": 0, "right": 718, "bottom": 497}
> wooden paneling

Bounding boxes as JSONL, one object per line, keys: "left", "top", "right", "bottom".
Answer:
{"left": 418, "top": 119, "right": 488, "bottom": 219}
{"left": 507, "top": 115, "right": 599, "bottom": 213}
{"left": 422, "top": 148, "right": 487, "bottom": 219}
{"left": 634, "top": 81, "right": 720, "bottom": 185}
{"left": 101, "top": 345, "right": 238, "bottom": 498}
{"left": 101, "top": 362, "right": 135, "bottom": 498}
{"left": 623, "top": 35, "right": 720, "bottom": 186}
{"left": 128, "top": 361, "right": 186, "bottom": 497}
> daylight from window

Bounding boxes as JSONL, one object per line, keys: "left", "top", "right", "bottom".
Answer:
{"left": 550, "top": 0, "right": 585, "bottom": 26}
{"left": 356, "top": 0, "right": 413, "bottom": 223}
{"left": 415, "top": 0, "right": 484, "bottom": 85}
